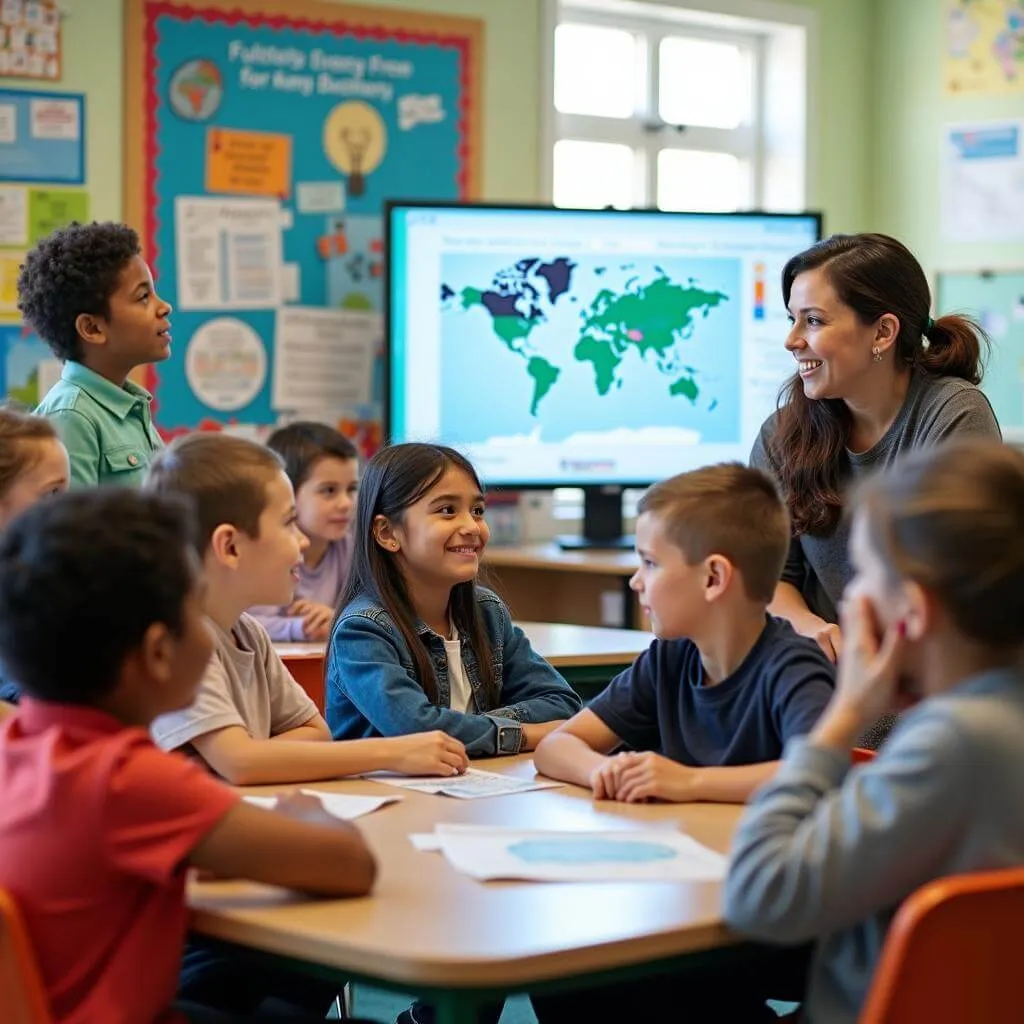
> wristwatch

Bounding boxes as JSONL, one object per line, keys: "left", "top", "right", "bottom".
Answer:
{"left": 495, "top": 724, "right": 522, "bottom": 755}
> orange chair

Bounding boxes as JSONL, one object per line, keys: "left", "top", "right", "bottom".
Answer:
{"left": 0, "top": 889, "right": 51, "bottom": 1024}
{"left": 859, "top": 865, "right": 1024, "bottom": 1023}
{"left": 852, "top": 747, "right": 876, "bottom": 763}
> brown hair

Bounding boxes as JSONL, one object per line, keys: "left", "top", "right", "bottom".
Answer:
{"left": 769, "top": 233, "right": 988, "bottom": 536}
{"left": 144, "top": 432, "right": 284, "bottom": 553}
{"left": 637, "top": 463, "right": 789, "bottom": 604}
{"left": 331, "top": 443, "right": 497, "bottom": 705}
{"left": 855, "top": 440, "right": 1024, "bottom": 650}
{"left": 266, "top": 420, "right": 358, "bottom": 491}
{"left": 0, "top": 407, "right": 59, "bottom": 498}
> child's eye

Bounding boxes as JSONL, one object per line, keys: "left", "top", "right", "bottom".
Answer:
{"left": 472, "top": 505, "right": 486, "bottom": 517}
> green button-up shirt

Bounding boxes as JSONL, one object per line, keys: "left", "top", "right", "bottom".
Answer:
{"left": 35, "top": 362, "right": 164, "bottom": 489}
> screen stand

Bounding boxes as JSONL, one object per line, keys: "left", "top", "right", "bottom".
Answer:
{"left": 557, "top": 486, "right": 635, "bottom": 551}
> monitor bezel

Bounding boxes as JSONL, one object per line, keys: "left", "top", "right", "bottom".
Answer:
{"left": 383, "top": 200, "right": 824, "bottom": 492}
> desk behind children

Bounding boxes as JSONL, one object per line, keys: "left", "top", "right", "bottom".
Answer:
{"left": 483, "top": 543, "right": 641, "bottom": 627}
{"left": 188, "top": 754, "right": 750, "bottom": 1024}
{"left": 276, "top": 620, "right": 655, "bottom": 712}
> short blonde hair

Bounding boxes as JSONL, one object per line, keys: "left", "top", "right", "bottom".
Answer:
{"left": 638, "top": 463, "right": 789, "bottom": 604}
{"left": 144, "top": 433, "right": 283, "bottom": 553}
{"left": 0, "top": 406, "right": 59, "bottom": 499}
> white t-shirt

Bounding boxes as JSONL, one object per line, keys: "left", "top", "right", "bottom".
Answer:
{"left": 150, "top": 612, "right": 319, "bottom": 752}
{"left": 443, "top": 625, "right": 476, "bottom": 714}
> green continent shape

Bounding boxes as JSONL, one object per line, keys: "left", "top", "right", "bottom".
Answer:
{"left": 580, "top": 276, "right": 728, "bottom": 359}
{"left": 574, "top": 336, "right": 621, "bottom": 396}
{"left": 460, "top": 286, "right": 539, "bottom": 353}
{"left": 669, "top": 375, "right": 699, "bottom": 403}
{"left": 526, "top": 356, "right": 561, "bottom": 416}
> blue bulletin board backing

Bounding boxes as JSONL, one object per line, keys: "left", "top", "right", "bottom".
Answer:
{"left": 124, "top": 0, "right": 482, "bottom": 450}
{"left": 0, "top": 89, "right": 85, "bottom": 184}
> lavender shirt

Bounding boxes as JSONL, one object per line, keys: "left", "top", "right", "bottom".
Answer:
{"left": 249, "top": 535, "right": 353, "bottom": 641}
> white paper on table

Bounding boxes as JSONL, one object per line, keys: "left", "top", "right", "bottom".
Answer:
{"left": 243, "top": 789, "right": 400, "bottom": 820}
{"left": 271, "top": 306, "right": 376, "bottom": 412}
{"left": 433, "top": 826, "right": 726, "bottom": 882}
{"left": 409, "top": 833, "right": 443, "bottom": 851}
{"left": 369, "top": 766, "right": 563, "bottom": 800}
{"left": 175, "top": 195, "right": 282, "bottom": 310}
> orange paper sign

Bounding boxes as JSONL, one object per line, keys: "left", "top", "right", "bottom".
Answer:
{"left": 206, "top": 127, "right": 292, "bottom": 199}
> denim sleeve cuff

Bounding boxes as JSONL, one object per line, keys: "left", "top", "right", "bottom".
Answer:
{"left": 486, "top": 715, "right": 523, "bottom": 754}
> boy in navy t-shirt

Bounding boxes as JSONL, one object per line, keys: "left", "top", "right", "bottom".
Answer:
{"left": 536, "top": 462, "right": 835, "bottom": 805}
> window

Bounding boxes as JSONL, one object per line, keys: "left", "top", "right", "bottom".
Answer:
{"left": 544, "top": 0, "right": 810, "bottom": 215}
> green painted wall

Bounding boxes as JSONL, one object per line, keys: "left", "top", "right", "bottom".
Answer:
{"left": 873, "top": 0, "right": 1024, "bottom": 282}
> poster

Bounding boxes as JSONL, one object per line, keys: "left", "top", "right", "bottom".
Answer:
{"left": 941, "top": 121, "right": 1024, "bottom": 241}
{"left": 28, "top": 186, "right": 88, "bottom": 243}
{"left": 945, "top": 1, "right": 1024, "bottom": 95}
{"left": 125, "top": 0, "right": 479, "bottom": 435}
{"left": 272, "top": 306, "right": 376, "bottom": 414}
{"left": 937, "top": 269, "right": 1024, "bottom": 441}
{"left": 174, "top": 195, "right": 283, "bottom": 309}
{"left": 0, "top": 0, "right": 61, "bottom": 82}
{"left": 0, "top": 183, "right": 25, "bottom": 245}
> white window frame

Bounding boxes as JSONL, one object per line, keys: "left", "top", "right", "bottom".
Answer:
{"left": 540, "top": 0, "right": 817, "bottom": 214}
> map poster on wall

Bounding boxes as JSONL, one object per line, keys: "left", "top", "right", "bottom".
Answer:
{"left": 945, "top": 1, "right": 1024, "bottom": 95}
{"left": 124, "top": 0, "right": 481, "bottom": 442}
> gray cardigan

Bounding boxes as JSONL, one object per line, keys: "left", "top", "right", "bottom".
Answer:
{"left": 723, "top": 669, "right": 1024, "bottom": 1024}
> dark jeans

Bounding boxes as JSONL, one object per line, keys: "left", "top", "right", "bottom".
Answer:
{"left": 175, "top": 1003, "right": 356, "bottom": 1022}
{"left": 530, "top": 945, "right": 811, "bottom": 1024}
{"left": 179, "top": 938, "right": 342, "bottom": 1018}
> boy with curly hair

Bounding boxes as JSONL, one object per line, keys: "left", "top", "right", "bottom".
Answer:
{"left": 20, "top": 221, "right": 171, "bottom": 488}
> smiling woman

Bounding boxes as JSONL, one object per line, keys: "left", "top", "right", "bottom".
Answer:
{"left": 750, "top": 235, "right": 1000, "bottom": 738}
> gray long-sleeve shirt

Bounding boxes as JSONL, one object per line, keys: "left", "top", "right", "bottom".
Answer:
{"left": 723, "top": 669, "right": 1024, "bottom": 1024}
{"left": 751, "top": 371, "right": 1000, "bottom": 626}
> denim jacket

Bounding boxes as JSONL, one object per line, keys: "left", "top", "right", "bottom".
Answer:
{"left": 326, "top": 587, "right": 582, "bottom": 756}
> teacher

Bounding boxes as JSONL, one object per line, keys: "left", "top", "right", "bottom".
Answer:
{"left": 752, "top": 233, "right": 1000, "bottom": 664}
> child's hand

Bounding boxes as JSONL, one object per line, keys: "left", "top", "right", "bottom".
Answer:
{"left": 831, "top": 595, "right": 907, "bottom": 725}
{"left": 301, "top": 603, "right": 334, "bottom": 640}
{"left": 387, "top": 731, "right": 469, "bottom": 777}
{"left": 611, "top": 752, "right": 698, "bottom": 804}
{"left": 589, "top": 753, "right": 640, "bottom": 800}
{"left": 272, "top": 791, "right": 341, "bottom": 826}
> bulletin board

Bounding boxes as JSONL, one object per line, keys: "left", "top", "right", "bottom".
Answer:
{"left": 936, "top": 268, "right": 1024, "bottom": 442}
{"left": 123, "top": 0, "right": 482, "bottom": 451}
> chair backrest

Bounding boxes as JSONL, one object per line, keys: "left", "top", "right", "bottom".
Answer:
{"left": 852, "top": 747, "right": 876, "bottom": 763}
{"left": 0, "top": 889, "right": 52, "bottom": 1024}
{"left": 859, "top": 866, "right": 1024, "bottom": 1023}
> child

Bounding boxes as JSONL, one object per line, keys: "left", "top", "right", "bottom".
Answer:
{"left": 0, "top": 488, "right": 379, "bottom": 1023}
{"left": 535, "top": 463, "right": 835, "bottom": 805}
{"left": 0, "top": 408, "right": 69, "bottom": 717}
{"left": 145, "top": 432, "right": 469, "bottom": 787}
{"left": 724, "top": 439, "right": 1024, "bottom": 1024}
{"left": 326, "top": 442, "right": 582, "bottom": 756}
{"left": 250, "top": 421, "right": 359, "bottom": 641}
{"left": 19, "top": 221, "right": 169, "bottom": 488}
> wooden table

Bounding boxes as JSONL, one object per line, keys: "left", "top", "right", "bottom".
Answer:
{"left": 483, "top": 544, "right": 642, "bottom": 628}
{"left": 277, "top": 621, "right": 654, "bottom": 712}
{"left": 189, "top": 757, "right": 748, "bottom": 1024}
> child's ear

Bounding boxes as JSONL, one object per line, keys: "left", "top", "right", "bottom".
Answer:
{"left": 74, "top": 312, "right": 108, "bottom": 347}
{"left": 208, "top": 523, "right": 241, "bottom": 568}
{"left": 138, "top": 621, "right": 174, "bottom": 687}
{"left": 900, "top": 579, "right": 931, "bottom": 642}
{"left": 702, "top": 554, "right": 733, "bottom": 603}
{"left": 373, "top": 514, "right": 400, "bottom": 552}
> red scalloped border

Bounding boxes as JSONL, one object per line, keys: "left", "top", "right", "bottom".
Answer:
{"left": 140, "top": 0, "right": 476, "bottom": 417}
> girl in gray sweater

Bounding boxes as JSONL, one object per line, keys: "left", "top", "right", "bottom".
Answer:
{"left": 725, "top": 439, "right": 1024, "bottom": 1024}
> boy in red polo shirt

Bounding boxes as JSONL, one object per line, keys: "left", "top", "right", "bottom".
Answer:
{"left": 0, "top": 489, "right": 377, "bottom": 1024}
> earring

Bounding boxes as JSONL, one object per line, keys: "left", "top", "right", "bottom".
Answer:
{"left": 872, "top": 347, "right": 882, "bottom": 362}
